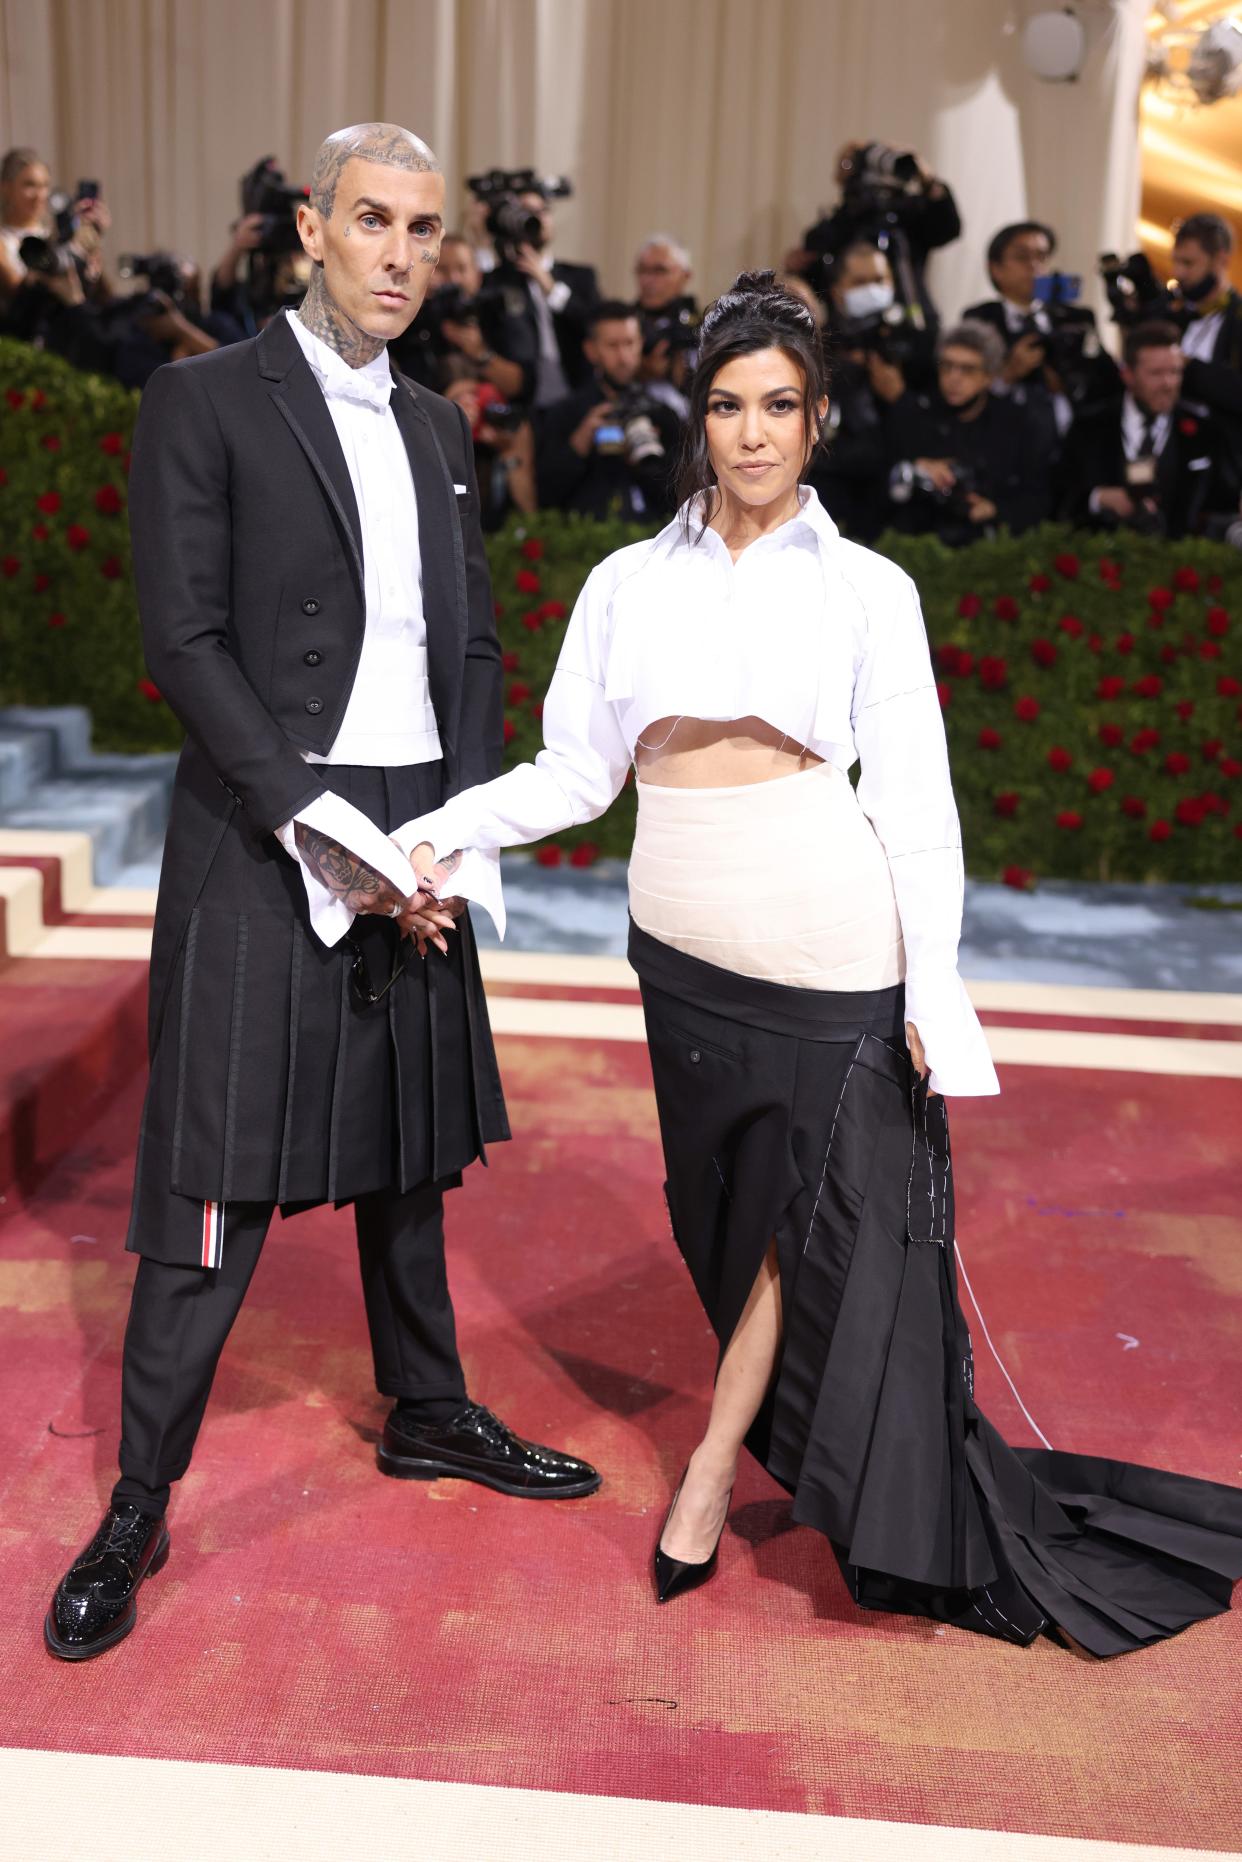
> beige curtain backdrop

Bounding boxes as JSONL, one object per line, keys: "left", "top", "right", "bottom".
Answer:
{"left": 0, "top": 0, "right": 1147, "bottom": 323}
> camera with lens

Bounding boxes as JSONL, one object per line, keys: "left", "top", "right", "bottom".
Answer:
{"left": 641, "top": 296, "right": 700, "bottom": 370}
{"left": 1099, "top": 251, "right": 1178, "bottom": 329}
{"left": 116, "top": 251, "right": 186, "bottom": 304}
{"left": 890, "top": 457, "right": 981, "bottom": 520}
{"left": 842, "top": 307, "right": 926, "bottom": 376}
{"left": 18, "top": 190, "right": 79, "bottom": 280}
{"left": 465, "top": 167, "right": 572, "bottom": 264}
{"left": 841, "top": 142, "right": 923, "bottom": 210}
{"left": 595, "top": 385, "right": 666, "bottom": 464}
{"left": 240, "top": 156, "right": 308, "bottom": 258}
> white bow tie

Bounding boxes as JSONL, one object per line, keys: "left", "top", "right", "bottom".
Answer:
{"left": 318, "top": 362, "right": 393, "bottom": 414}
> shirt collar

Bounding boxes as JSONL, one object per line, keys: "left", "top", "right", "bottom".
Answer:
{"left": 667, "top": 484, "right": 839, "bottom": 560}
{"left": 287, "top": 308, "right": 394, "bottom": 413}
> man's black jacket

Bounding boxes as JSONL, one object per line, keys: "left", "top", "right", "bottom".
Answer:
{"left": 1055, "top": 396, "right": 1220, "bottom": 540}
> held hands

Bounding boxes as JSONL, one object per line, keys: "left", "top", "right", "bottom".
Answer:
{"left": 400, "top": 843, "right": 467, "bottom": 956}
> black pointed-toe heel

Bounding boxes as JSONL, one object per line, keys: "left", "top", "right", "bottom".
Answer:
{"left": 653, "top": 1465, "right": 732, "bottom": 1604}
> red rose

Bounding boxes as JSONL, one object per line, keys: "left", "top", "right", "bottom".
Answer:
{"left": 1206, "top": 606, "right": 1229, "bottom": 636}
{"left": 936, "top": 680, "right": 952, "bottom": 709}
{"left": 36, "top": 491, "right": 61, "bottom": 514}
{"left": 520, "top": 537, "right": 545, "bottom": 561}
{"left": 1014, "top": 695, "right": 1040, "bottom": 721}
{"left": 536, "top": 845, "right": 563, "bottom": 867}
{"left": 1130, "top": 728, "right": 1161, "bottom": 754}
{"left": 1098, "top": 722, "right": 1123, "bottom": 747}
{"left": 501, "top": 650, "right": 520, "bottom": 672}
{"left": 137, "top": 678, "right": 162, "bottom": 703}
{"left": 493, "top": 602, "right": 504, "bottom": 619}
{"left": 1121, "top": 795, "right": 1146, "bottom": 818}
{"left": 936, "top": 643, "right": 963, "bottom": 674}
{"left": 532, "top": 700, "right": 544, "bottom": 721}
{"left": 1199, "top": 640, "right": 1221, "bottom": 659}
{"left": 66, "top": 524, "right": 90, "bottom": 551}
{"left": 1030, "top": 638, "right": 1057, "bottom": 668}
{"left": 568, "top": 843, "right": 598, "bottom": 868}
{"left": 1147, "top": 611, "right": 1165, "bottom": 630}
{"left": 30, "top": 388, "right": 46, "bottom": 410}
{"left": 507, "top": 680, "right": 532, "bottom": 704}
{"left": 515, "top": 568, "right": 541, "bottom": 594}
{"left": 99, "top": 432, "right": 124, "bottom": 456}
{"left": 1165, "top": 751, "right": 1191, "bottom": 775}
{"left": 1046, "top": 745, "right": 1072, "bottom": 771}
{"left": 1115, "top": 632, "right": 1134, "bottom": 655}
{"left": 1219, "top": 757, "right": 1242, "bottom": 778}
{"left": 977, "top": 727, "right": 1002, "bottom": 750}
{"left": 957, "top": 593, "right": 982, "bottom": 619}
{"left": 1201, "top": 791, "right": 1226, "bottom": 816}
{"left": 1148, "top": 586, "right": 1174, "bottom": 611}
{"left": 503, "top": 718, "right": 516, "bottom": 744}
{"left": 1058, "top": 614, "right": 1083, "bottom": 637}
{"left": 1096, "top": 675, "right": 1125, "bottom": 699}
{"left": 520, "top": 611, "right": 543, "bottom": 632}
{"left": 33, "top": 571, "right": 50, "bottom": 591}
{"left": 1054, "top": 551, "right": 1079, "bottom": 579}
{"left": 99, "top": 556, "right": 122, "bottom": 580}
{"left": 1178, "top": 418, "right": 1198, "bottom": 438}
{"left": 94, "top": 484, "right": 123, "bottom": 516}
{"left": 1, "top": 556, "right": 20, "bottom": 577}
{"left": 0, "top": 467, "right": 6, "bottom": 485}
{"left": 47, "top": 612, "right": 66, "bottom": 629}
{"left": 32, "top": 526, "right": 48, "bottom": 544}
{"left": 1173, "top": 565, "right": 1200, "bottom": 592}
{"left": 978, "top": 655, "right": 1007, "bottom": 689}
{"left": 994, "top": 595, "right": 1020, "bottom": 621}
{"left": 1028, "top": 574, "right": 1051, "bottom": 594}
{"left": 1159, "top": 644, "right": 1178, "bottom": 664}
{"left": 5, "top": 388, "right": 25, "bottom": 408}
{"left": 539, "top": 599, "right": 568, "bottom": 621}
{"left": 1175, "top": 700, "right": 1195, "bottom": 720}
{"left": 1098, "top": 557, "right": 1121, "bottom": 581}
{"left": 1056, "top": 809, "right": 1083, "bottom": 830}
{"left": 1086, "top": 633, "right": 1103, "bottom": 654}
{"left": 1002, "top": 865, "right": 1034, "bottom": 890}
{"left": 1087, "top": 767, "right": 1114, "bottom": 793}
{"left": 40, "top": 433, "right": 61, "bottom": 452}
{"left": 994, "top": 791, "right": 1020, "bottom": 818}
{"left": 1133, "top": 674, "right": 1163, "bottom": 697}
{"left": 1202, "top": 738, "right": 1223, "bottom": 761}
{"left": 1149, "top": 819, "right": 1172, "bottom": 842}
{"left": 1175, "top": 797, "right": 1206, "bottom": 827}
{"left": 1218, "top": 676, "right": 1242, "bottom": 696}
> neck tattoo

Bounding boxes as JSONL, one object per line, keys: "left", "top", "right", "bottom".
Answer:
{"left": 297, "top": 268, "right": 386, "bottom": 369}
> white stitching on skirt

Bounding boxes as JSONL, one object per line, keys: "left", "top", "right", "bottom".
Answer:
{"left": 801, "top": 1035, "right": 865, "bottom": 1256}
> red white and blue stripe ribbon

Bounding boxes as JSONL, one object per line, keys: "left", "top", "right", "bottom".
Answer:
{"left": 201, "top": 1200, "right": 225, "bottom": 1270}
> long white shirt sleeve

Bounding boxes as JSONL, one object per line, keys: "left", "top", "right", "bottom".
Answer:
{"left": 397, "top": 489, "right": 999, "bottom": 1095}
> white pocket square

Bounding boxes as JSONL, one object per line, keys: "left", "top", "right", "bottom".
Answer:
{"left": 453, "top": 483, "right": 468, "bottom": 494}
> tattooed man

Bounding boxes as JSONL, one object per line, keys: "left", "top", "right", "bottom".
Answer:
{"left": 45, "top": 124, "right": 599, "bottom": 1664}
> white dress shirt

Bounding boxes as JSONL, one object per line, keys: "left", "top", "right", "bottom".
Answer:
{"left": 1180, "top": 308, "right": 1224, "bottom": 364}
{"left": 397, "top": 487, "right": 1000, "bottom": 1097}
{"left": 275, "top": 310, "right": 498, "bottom": 945}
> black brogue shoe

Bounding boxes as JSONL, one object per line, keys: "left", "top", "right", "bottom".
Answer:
{"left": 44, "top": 1504, "right": 170, "bottom": 1661}
{"left": 378, "top": 1401, "right": 601, "bottom": 1499}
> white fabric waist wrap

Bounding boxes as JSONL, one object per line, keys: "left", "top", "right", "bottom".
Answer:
{"left": 628, "top": 762, "right": 905, "bottom": 992}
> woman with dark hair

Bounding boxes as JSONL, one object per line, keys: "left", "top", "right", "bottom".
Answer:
{"left": 395, "top": 271, "right": 1242, "bottom": 1655}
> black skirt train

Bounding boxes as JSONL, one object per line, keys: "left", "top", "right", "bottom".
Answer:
{"left": 630, "top": 920, "right": 1242, "bottom": 1658}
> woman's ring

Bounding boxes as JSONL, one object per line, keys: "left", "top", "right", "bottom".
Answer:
{"left": 388, "top": 902, "right": 401, "bottom": 918}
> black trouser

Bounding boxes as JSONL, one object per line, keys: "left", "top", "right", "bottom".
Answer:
{"left": 111, "top": 1182, "right": 465, "bottom": 1514}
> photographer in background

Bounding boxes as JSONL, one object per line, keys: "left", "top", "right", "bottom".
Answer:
{"left": 467, "top": 170, "right": 600, "bottom": 408}
{"left": 1057, "top": 321, "right": 1221, "bottom": 540}
{"left": 109, "top": 252, "right": 241, "bottom": 389}
{"left": 442, "top": 375, "right": 537, "bottom": 532}
{"left": 634, "top": 234, "right": 698, "bottom": 412}
{"left": 963, "top": 220, "right": 1117, "bottom": 447}
{"left": 392, "top": 231, "right": 525, "bottom": 398}
{"left": 1169, "top": 213, "right": 1242, "bottom": 510}
{"left": 795, "top": 140, "right": 961, "bottom": 329}
{"left": 885, "top": 319, "right": 1053, "bottom": 546}
{"left": 536, "top": 300, "right": 682, "bottom": 519}
{"left": 209, "top": 157, "right": 311, "bottom": 334}
{"left": 0, "top": 149, "right": 115, "bottom": 368}
{"left": 806, "top": 241, "right": 917, "bottom": 540}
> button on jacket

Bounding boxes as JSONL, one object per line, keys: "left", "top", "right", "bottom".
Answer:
{"left": 400, "top": 487, "right": 999, "bottom": 1098}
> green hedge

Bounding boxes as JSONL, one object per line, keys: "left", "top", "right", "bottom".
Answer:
{"left": 2, "top": 337, "right": 1240, "bottom": 882}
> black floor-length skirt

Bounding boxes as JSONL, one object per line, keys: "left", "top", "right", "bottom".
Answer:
{"left": 630, "top": 920, "right": 1242, "bottom": 1657}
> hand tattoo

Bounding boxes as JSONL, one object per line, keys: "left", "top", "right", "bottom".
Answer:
{"left": 295, "top": 822, "right": 405, "bottom": 914}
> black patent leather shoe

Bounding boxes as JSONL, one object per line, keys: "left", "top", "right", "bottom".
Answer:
{"left": 378, "top": 1400, "right": 601, "bottom": 1499}
{"left": 44, "top": 1504, "right": 170, "bottom": 1661}
{"left": 653, "top": 1466, "right": 731, "bottom": 1604}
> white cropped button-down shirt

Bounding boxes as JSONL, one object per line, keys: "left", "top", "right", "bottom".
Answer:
{"left": 400, "top": 487, "right": 999, "bottom": 1096}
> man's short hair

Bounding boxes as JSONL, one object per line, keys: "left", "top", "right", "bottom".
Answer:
{"left": 1, "top": 147, "right": 41, "bottom": 187}
{"left": 587, "top": 298, "right": 641, "bottom": 335}
{"left": 1123, "top": 319, "right": 1183, "bottom": 370}
{"left": 309, "top": 123, "right": 440, "bottom": 219}
{"left": 1172, "top": 212, "right": 1233, "bottom": 260}
{"left": 638, "top": 233, "right": 691, "bottom": 272}
{"left": 986, "top": 220, "right": 1057, "bottom": 272}
{"left": 937, "top": 319, "right": 1006, "bottom": 377}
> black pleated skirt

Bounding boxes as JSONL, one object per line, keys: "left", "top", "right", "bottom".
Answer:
{"left": 127, "top": 764, "right": 508, "bottom": 1260}
{"left": 630, "top": 920, "right": 1242, "bottom": 1658}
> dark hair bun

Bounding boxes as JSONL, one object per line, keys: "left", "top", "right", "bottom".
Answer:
{"left": 700, "top": 268, "right": 817, "bottom": 341}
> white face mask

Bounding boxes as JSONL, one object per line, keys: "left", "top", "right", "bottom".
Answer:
{"left": 842, "top": 281, "right": 894, "bottom": 320}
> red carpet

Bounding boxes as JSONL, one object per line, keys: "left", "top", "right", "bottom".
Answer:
{"left": 1, "top": 1028, "right": 1240, "bottom": 1849}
